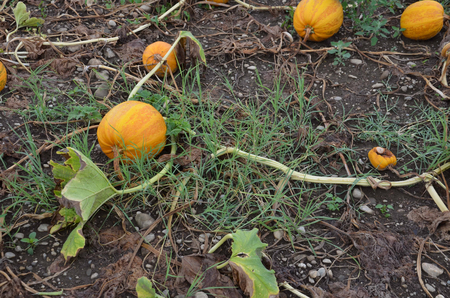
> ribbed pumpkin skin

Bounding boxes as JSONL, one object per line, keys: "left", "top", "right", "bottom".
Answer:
{"left": 97, "top": 101, "right": 167, "bottom": 161}
{"left": 0, "top": 61, "right": 7, "bottom": 92}
{"left": 293, "top": 0, "right": 343, "bottom": 42}
{"left": 400, "top": 1, "right": 444, "bottom": 40}
{"left": 142, "top": 41, "right": 177, "bottom": 77}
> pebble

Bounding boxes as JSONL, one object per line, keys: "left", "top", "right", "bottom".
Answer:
{"left": 327, "top": 269, "right": 333, "bottom": 278}
{"left": 38, "top": 224, "right": 49, "bottom": 232}
{"left": 297, "top": 226, "right": 306, "bottom": 234}
{"left": 88, "top": 58, "right": 103, "bottom": 66}
{"left": 348, "top": 74, "right": 357, "bottom": 79}
{"left": 5, "top": 252, "right": 15, "bottom": 259}
{"left": 247, "top": 66, "right": 256, "bottom": 70}
{"left": 352, "top": 188, "right": 363, "bottom": 199}
{"left": 316, "top": 125, "right": 325, "bottom": 131}
{"left": 350, "top": 59, "right": 363, "bottom": 65}
{"left": 317, "top": 267, "right": 326, "bottom": 277}
{"left": 425, "top": 284, "right": 435, "bottom": 292}
{"left": 401, "top": 86, "right": 408, "bottom": 92}
{"left": 95, "top": 71, "right": 109, "bottom": 81}
{"left": 306, "top": 255, "right": 315, "bottom": 262}
{"left": 31, "top": 260, "right": 38, "bottom": 266}
{"left": 309, "top": 270, "right": 318, "bottom": 279}
{"left": 140, "top": 4, "right": 151, "bottom": 12}
{"left": 67, "top": 44, "right": 82, "bottom": 53}
{"left": 135, "top": 213, "right": 155, "bottom": 230}
{"left": 104, "top": 48, "right": 116, "bottom": 59}
{"left": 422, "top": 263, "right": 444, "bottom": 278}
{"left": 15, "top": 246, "right": 22, "bottom": 252}
{"left": 372, "top": 83, "right": 384, "bottom": 89}
{"left": 144, "top": 233, "right": 155, "bottom": 243}
{"left": 194, "top": 292, "right": 208, "bottom": 298}
{"left": 436, "top": 295, "right": 444, "bottom": 298}
{"left": 273, "top": 230, "right": 284, "bottom": 240}
{"left": 91, "top": 273, "right": 99, "bottom": 279}
{"left": 53, "top": 242, "right": 60, "bottom": 247}
{"left": 322, "top": 258, "right": 331, "bottom": 264}
{"left": 407, "top": 62, "right": 417, "bottom": 68}
{"left": 14, "top": 233, "right": 24, "bottom": 239}
{"left": 86, "top": 269, "right": 92, "bottom": 276}
{"left": 336, "top": 250, "right": 344, "bottom": 256}
{"left": 360, "top": 205, "right": 375, "bottom": 214}
{"left": 332, "top": 96, "right": 342, "bottom": 101}
{"left": 380, "top": 70, "right": 390, "bottom": 80}
{"left": 94, "top": 84, "right": 109, "bottom": 99}
{"left": 108, "top": 20, "right": 116, "bottom": 27}
{"left": 298, "top": 263, "right": 306, "bottom": 269}
{"left": 308, "top": 277, "right": 315, "bottom": 284}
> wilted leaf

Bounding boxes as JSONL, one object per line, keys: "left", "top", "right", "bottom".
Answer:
{"left": 136, "top": 277, "right": 164, "bottom": 298}
{"left": 60, "top": 221, "right": 86, "bottom": 260}
{"left": 50, "top": 207, "right": 82, "bottom": 234}
{"left": 176, "top": 254, "right": 242, "bottom": 297}
{"left": 50, "top": 147, "right": 118, "bottom": 222}
{"left": 408, "top": 207, "right": 450, "bottom": 241}
{"left": 229, "top": 229, "right": 279, "bottom": 298}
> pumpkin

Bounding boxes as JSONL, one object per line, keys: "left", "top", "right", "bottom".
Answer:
{"left": 142, "top": 41, "right": 178, "bottom": 77}
{"left": 368, "top": 147, "right": 397, "bottom": 171}
{"left": 97, "top": 101, "right": 167, "bottom": 161}
{"left": 400, "top": 1, "right": 445, "bottom": 40}
{"left": 208, "top": 0, "right": 228, "bottom": 3}
{"left": 0, "top": 61, "right": 7, "bottom": 92}
{"left": 293, "top": 0, "right": 343, "bottom": 42}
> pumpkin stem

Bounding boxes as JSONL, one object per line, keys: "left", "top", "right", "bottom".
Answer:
{"left": 302, "top": 27, "right": 312, "bottom": 43}
{"left": 112, "top": 146, "right": 125, "bottom": 181}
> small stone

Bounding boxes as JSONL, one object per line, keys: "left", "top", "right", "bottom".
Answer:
{"left": 436, "top": 295, "right": 444, "bottom": 298}
{"left": 53, "top": 242, "right": 60, "bottom": 247}
{"left": 336, "top": 250, "right": 344, "bottom": 256}
{"left": 401, "top": 276, "right": 406, "bottom": 284}
{"left": 281, "top": 257, "right": 287, "bottom": 262}
{"left": 95, "top": 71, "right": 109, "bottom": 81}
{"left": 407, "top": 62, "right": 417, "bottom": 68}
{"left": 309, "top": 270, "right": 318, "bottom": 279}
{"left": 348, "top": 74, "right": 357, "bottom": 79}
{"left": 26, "top": 266, "right": 33, "bottom": 271}
{"left": 322, "top": 258, "right": 332, "bottom": 264}
{"left": 104, "top": 48, "right": 116, "bottom": 59}
{"left": 310, "top": 260, "right": 317, "bottom": 265}
{"left": 425, "top": 284, "right": 435, "bottom": 292}
{"left": 316, "top": 125, "right": 325, "bottom": 131}
{"left": 108, "top": 20, "right": 116, "bottom": 27}
{"left": 306, "top": 255, "right": 315, "bottom": 262}
{"left": 15, "top": 246, "right": 22, "bottom": 252}
{"left": 194, "top": 292, "right": 208, "bottom": 298}
{"left": 144, "top": 233, "right": 155, "bottom": 243}
{"left": 380, "top": 70, "right": 390, "bottom": 80}
{"left": 273, "top": 230, "right": 284, "bottom": 240}
{"left": 14, "top": 233, "right": 25, "bottom": 239}
{"left": 350, "top": 59, "right": 363, "bottom": 65}
{"left": 94, "top": 84, "right": 109, "bottom": 99}
{"left": 308, "top": 277, "right": 315, "bottom": 284}
{"left": 372, "top": 83, "right": 384, "bottom": 89}
{"left": 5, "top": 252, "right": 15, "bottom": 259}
{"left": 88, "top": 58, "right": 103, "bottom": 66}
{"left": 317, "top": 267, "right": 326, "bottom": 277}
{"left": 135, "top": 213, "right": 155, "bottom": 230}
{"left": 247, "top": 66, "right": 256, "bottom": 70}
{"left": 327, "top": 269, "right": 333, "bottom": 278}
{"left": 297, "top": 226, "right": 306, "bottom": 234}
{"left": 67, "top": 44, "right": 82, "bottom": 53}
{"left": 298, "top": 263, "right": 306, "bottom": 269}
{"left": 86, "top": 269, "right": 92, "bottom": 276}
{"left": 31, "top": 260, "right": 38, "bottom": 266}
{"left": 332, "top": 96, "right": 342, "bottom": 101}
{"left": 91, "top": 273, "right": 99, "bottom": 279}
{"left": 401, "top": 86, "right": 408, "bottom": 92}
{"left": 352, "top": 188, "right": 363, "bottom": 199}
{"left": 38, "top": 224, "right": 49, "bottom": 232}
{"left": 140, "top": 4, "right": 151, "bottom": 12}
{"left": 360, "top": 205, "right": 375, "bottom": 214}
{"left": 422, "top": 262, "right": 444, "bottom": 278}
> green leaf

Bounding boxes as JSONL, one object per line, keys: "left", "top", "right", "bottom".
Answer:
{"left": 228, "top": 229, "right": 279, "bottom": 298}
{"left": 13, "top": 2, "right": 44, "bottom": 29}
{"left": 60, "top": 221, "right": 86, "bottom": 259}
{"left": 50, "top": 147, "right": 118, "bottom": 222}
{"left": 136, "top": 277, "right": 164, "bottom": 298}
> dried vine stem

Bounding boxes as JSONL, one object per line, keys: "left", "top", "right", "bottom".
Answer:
{"left": 233, "top": 0, "right": 292, "bottom": 10}
{"left": 212, "top": 146, "right": 450, "bottom": 211}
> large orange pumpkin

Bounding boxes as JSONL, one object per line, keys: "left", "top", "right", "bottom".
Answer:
{"left": 400, "top": 1, "right": 445, "bottom": 40}
{"left": 142, "top": 41, "right": 177, "bottom": 77}
{"left": 97, "top": 101, "right": 167, "bottom": 161}
{"left": 293, "top": 0, "right": 343, "bottom": 42}
{"left": 0, "top": 61, "right": 7, "bottom": 92}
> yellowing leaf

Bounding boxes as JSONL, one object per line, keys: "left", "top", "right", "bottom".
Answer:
{"left": 60, "top": 221, "right": 85, "bottom": 260}
{"left": 136, "top": 277, "right": 164, "bottom": 298}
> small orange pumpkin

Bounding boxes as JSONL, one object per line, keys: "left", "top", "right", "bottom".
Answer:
{"left": 400, "top": 0, "right": 445, "bottom": 40}
{"left": 142, "top": 41, "right": 177, "bottom": 77}
{"left": 368, "top": 147, "right": 397, "bottom": 171}
{"left": 293, "top": 0, "right": 343, "bottom": 42}
{"left": 0, "top": 61, "right": 7, "bottom": 92}
{"left": 97, "top": 101, "right": 167, "bottom": 161}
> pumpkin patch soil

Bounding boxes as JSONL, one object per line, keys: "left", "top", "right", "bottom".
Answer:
{"left": 1, "top": 0, "right": 450, "bottom": 297}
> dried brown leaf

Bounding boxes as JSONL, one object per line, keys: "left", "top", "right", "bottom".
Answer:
{"left": 176, "top": 254, "right": 242, "bottom": 297}
{"left": 408, "top": 207, "right": 450, "bottom": 240}
{"left": 31, "top": 58, "right": 77, "bottom": 77}
{"left": 120, "top": 39, "right": 145, "bottom": 63}
{"left": 6, "top": 97, "right": 29, "bottom": 110}
{"left": 328, "top": 282, "right": 370, "bottom": 298}
{"left": 21, "top": 38, "right": 45, "bottom": 59}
